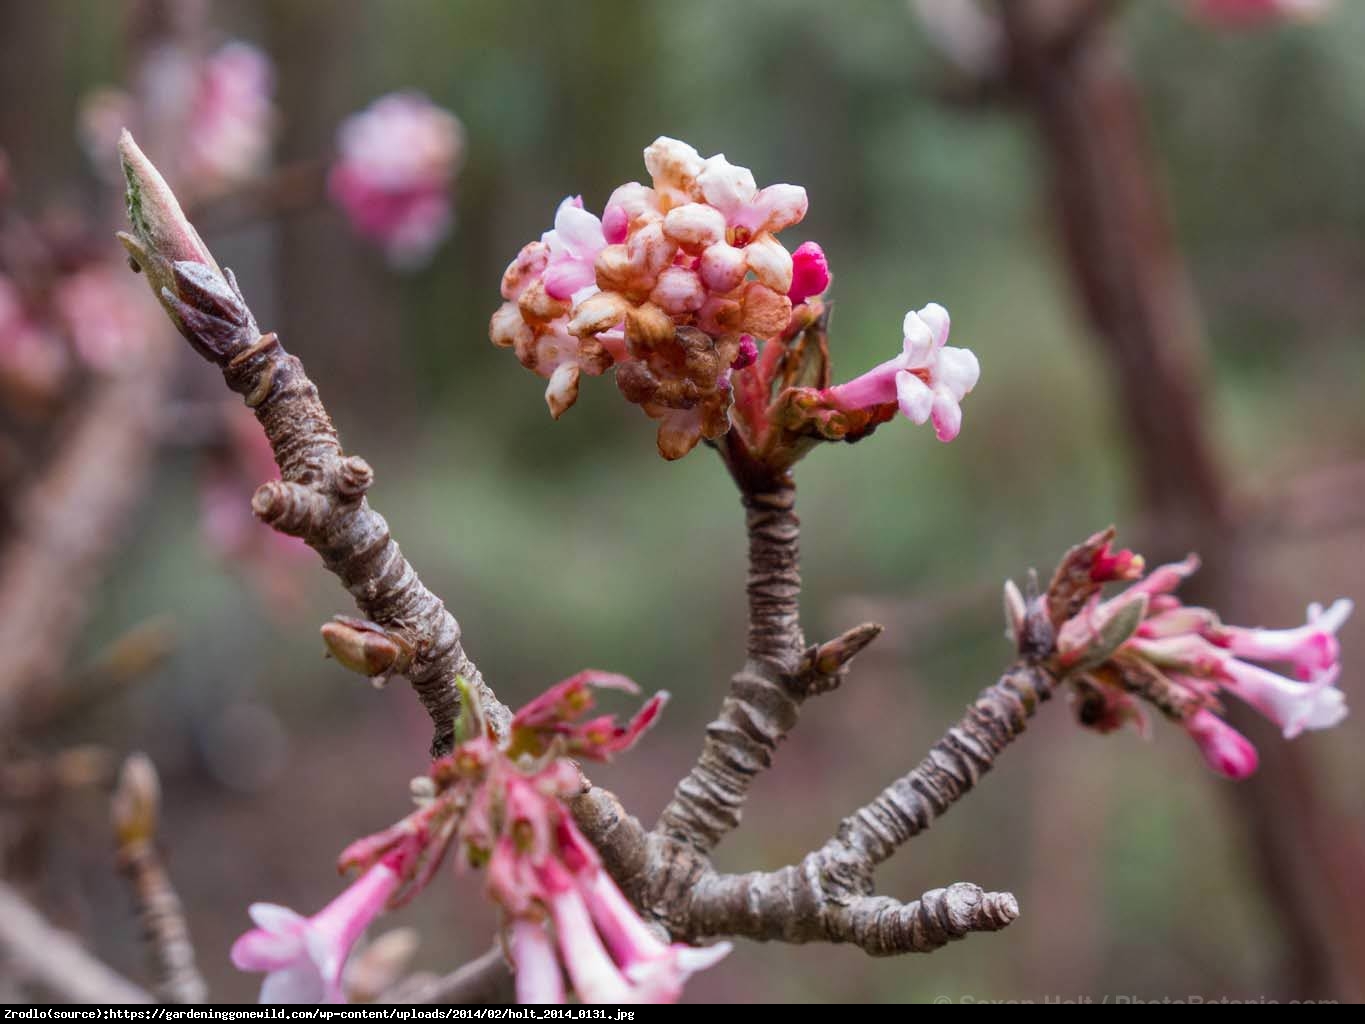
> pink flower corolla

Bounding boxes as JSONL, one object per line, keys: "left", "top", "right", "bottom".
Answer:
{"left": 491, "top": 137, "right": 814, "bottom": 459}
{"left": 1184, "top": 0, "right": 1332, "bottom": 29}
{"left": 230, "top": 858, "right": 401, "bottom": 1003}
{"left": 1056, "top": 549, "right": 1352, "bottom": 777}
{"left": 487, "top": 777, "right": 730, "bottom": 1004}
{"left": 182, "top": 42, "right": 275, "bottom": 195}
{"left": 337, "top": 673, "right": 722, "bottom": 1004}
{"left": 824, "top": 302, "right": 980, "bottom": 442}
{"left": 329, "top": 92, "right": 464, "bottom": 268}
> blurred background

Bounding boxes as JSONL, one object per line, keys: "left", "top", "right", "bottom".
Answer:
{"left": 1, "top": 0, "right": 1362, "bottom": 1004}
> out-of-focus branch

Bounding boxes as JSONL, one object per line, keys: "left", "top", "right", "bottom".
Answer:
{"left": 117, "top": 134, "right": 508, "bottom": 754}
{"left": 111, "top": 754, "right": 205, "bottom": 1004}
{"left": 0, "top": 879, "right": 154, "bottom": 1003}
{"left": 381, "top": 946, "right": 514, "bottom": 1005}
{"left": 0, "top": 349, "right": 170, "bottom": 735}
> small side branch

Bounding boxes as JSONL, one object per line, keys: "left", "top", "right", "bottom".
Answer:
{"left": 381, "top": 946, "right": 513, "bottom": 1005}
{"left": 0, "top": 881, "right": 154, "bottom": 1003}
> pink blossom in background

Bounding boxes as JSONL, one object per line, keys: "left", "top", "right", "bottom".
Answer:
{"left": 182, "top": 41, "right": 275, "bottom": 195}
{"left": 824, "top": 302, "right": 980, "bottom": 442}
{"left": 51, "top": 266, "right": 160, "bottom": 371}
{"left": 78, "top": 41, "right": 274, "bottom": 197}
{"left": 231, "top": 859, "right": 401, "bottom": 1003}
{"left": 0, "top": 274, "right": 67, "bottom": 406}
{"left": 1184, "top": 0, "right": 1333, "bottom": 29}
{"left": 328, "top": 92, "right": 464, "bottom": 268}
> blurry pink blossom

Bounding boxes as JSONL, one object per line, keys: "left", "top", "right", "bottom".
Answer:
{"left": 231, "top": 859, "right": 400, "bottom": 1003}
{"left": 0, "top": 274, "right": 67, "bottom": 407}
{"left": 328, "top": 92, "right": 464, "bottom": 268}
{"left": 824, "top": 302, "right": 980, "bottom": 442}
{"left": 181, "top": 42, "right": 275, "bottom": 195}
{"left": 51, "top": 266, "right": 159, "bottom": 371}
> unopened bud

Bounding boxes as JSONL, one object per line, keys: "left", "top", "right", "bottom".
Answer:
{"left": 111, "top": 752, "right": 160, "bottom": 847}
{"left": 321, "top": 616, "right": 409, "bottom": 677}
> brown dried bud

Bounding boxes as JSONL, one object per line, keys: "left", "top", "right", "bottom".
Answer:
{"left": 321, "top": 616, "right": 410, "bottom": 677}
{"left": 111, "top": 752, "right": 161, "bottom": 848}
{"left": 624, "top": 302, "right": 675, "bottom": 354}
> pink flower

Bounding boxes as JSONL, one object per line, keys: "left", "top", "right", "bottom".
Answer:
{"left": 1185, "top": 0, "right": 1332, "bottom": 29}
{"left": 329, "top": 93, "right": 464, "bottom": 268}
{"left": 230, "top": 860, "right": 400, "bottom": 1003}
{"left": 1184, "top": 709, "right": 1259, "bottom": 780}
{"left": 51, "top": 266, "right": 159, "bottom": 371}
{"left": 1056, "top": 546, "right": 1353, "bottom": 775}
{"left": 541, "top": 197, "right": 609, "bottom": 302}
{"left": 182, "top": 42, "right": 275, "bottom": 196}
{"left": 1210, "top": 599, "right": 1352, "bottom": 682}
{"left": 1, "top": 274, "right": 67, "bottom": 404}
{"left": 824, "top": 303, "right": 980, "bottom": 441}
{"left": 788, "top": 241, "right": 830, "bottom": 307}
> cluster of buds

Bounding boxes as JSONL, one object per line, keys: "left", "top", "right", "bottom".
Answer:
{"left": 232, "top": 672, "right": 729, "bottom": 1003}
{"left": 491, "top": 137, "right": 819, "bottom": 459}
{"left": 328, "top": 93, "right": 465, "bottom": 269}
{"left": 1022, "top": 530, "right": 1352, "bottom": 780}
{"left": 1184, "top": 0, "right": 1333, "bottom": 29}
{"left": 80, "top": 41, "right": 275, "bottom": 199}
{"left": 491, "top": 137, "right": 980, "bottom": 465}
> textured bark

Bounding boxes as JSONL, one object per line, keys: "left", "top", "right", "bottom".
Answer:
{"left": 0, "top": 881, "right": 154, "bottom": 1003}
{"left": 657, "top": 485, "right": 808, "bottom": 851}
{"left": 127, "top": 254, "right": 507, "bottom": 753}
{"left": 117, "top": 840, "right": 205, "bottom": 1003}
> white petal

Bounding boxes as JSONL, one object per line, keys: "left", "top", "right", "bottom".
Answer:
{"left": 259, "top": 960, "right": 329, "bottom": 1004}
{"left": 931, "top": 387, "right": 964, "bottom": 442}
{"left": 917, "top": 302, "right": 951, "bottom": 348}
{"left": 931, "top": 345, "right": 980, "bottom": 400}
{"left": 901, "top": 310, "right": 936, "bottom": 366}
{"left": 643, "top": 137, "right": 702, "bottom": 190}
{"left": 1309, "top": 598, "right": 1354, "bottom": 634}
{"left": 662, "top": 203, "right": 727, "bottom": 248}
{"left": 895, "top": 370, "right": 933, "bottom": 424}
{"left": 249, "top": 904, "right": 306, "bottom": 935}
{"left": 697, "top": 154, "right": 757, "bottom": 217}
{"left": 553, "top": 201, "right": 606, "bottom": 259}
{"left": 743, "top": 234, "right": 793, "bottom": 293}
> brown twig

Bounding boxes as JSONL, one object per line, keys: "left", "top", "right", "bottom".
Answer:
{"left": 0, "top": 880, "right": 154, "bottom": 1003}
{"left": 381, "top": 946, "right": 514, "bottom": 1005}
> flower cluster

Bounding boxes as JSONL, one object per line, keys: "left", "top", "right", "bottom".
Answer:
{"left": 491, "top": 137, "right": 818, "bottom": 459}
{"left": 328, "top": 93, "right": 464, "bottom": 269}
{"left": 491, "top": 137, "right": 981, "bottom": 463}
{"left": 232, "top": 672, "right": 728, "bottom": 1004}
{"left": 1046, "top": 534, "right": 1352, "bottom": 779}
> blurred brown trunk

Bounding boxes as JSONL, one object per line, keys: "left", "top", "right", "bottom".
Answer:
{"left": 998, "top": 0, "right": 1365, "bottom": 1000}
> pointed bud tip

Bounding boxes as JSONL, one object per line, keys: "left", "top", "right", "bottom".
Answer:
{"left": 111, "top": 751, "right": 161, "bottom": 845}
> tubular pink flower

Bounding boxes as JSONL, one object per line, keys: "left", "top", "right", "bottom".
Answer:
{"left": 1212, "top": 599, "right": 1353, "bottom": 682}
{"left": 1184, "top": 709, "right": 1260, "bottom": 780}
{"left": 1217, "top": 660, "right": 1347, "bottom": 739}
{"left": 824, "top": 302, "right": 979, "bottom": 441}
{"left": 512, "top": 918, "right": 564, "bottom": 1004}
{"left": 230, "top": 860, "right": 400, "bottom": 1003}
{"left": 788, "top": 241, "right": 831, "bottom": 307}
{"left": 328, "top": 92, "right": 463, "bottom": 268}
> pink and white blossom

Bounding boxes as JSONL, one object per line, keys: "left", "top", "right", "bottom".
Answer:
{"left": 230, "top": 860, "right": 401, "bottom": 1003}
{"left": 329, "top": 92, "right": 464, "bottom": 268}
{"left": 825, "top": 302, "right": 980, "bottom": 442}
{"left": 182, "top": 42, "right": 275, "bottom": 195}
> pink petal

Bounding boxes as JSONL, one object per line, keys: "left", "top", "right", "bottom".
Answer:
{"left": 513, "top": 919, "right": 565, "bottom": 1004}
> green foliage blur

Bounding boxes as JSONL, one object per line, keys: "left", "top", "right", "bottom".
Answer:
{"left": 7, "top": 0, "right": 1363, "bottom": 1003}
